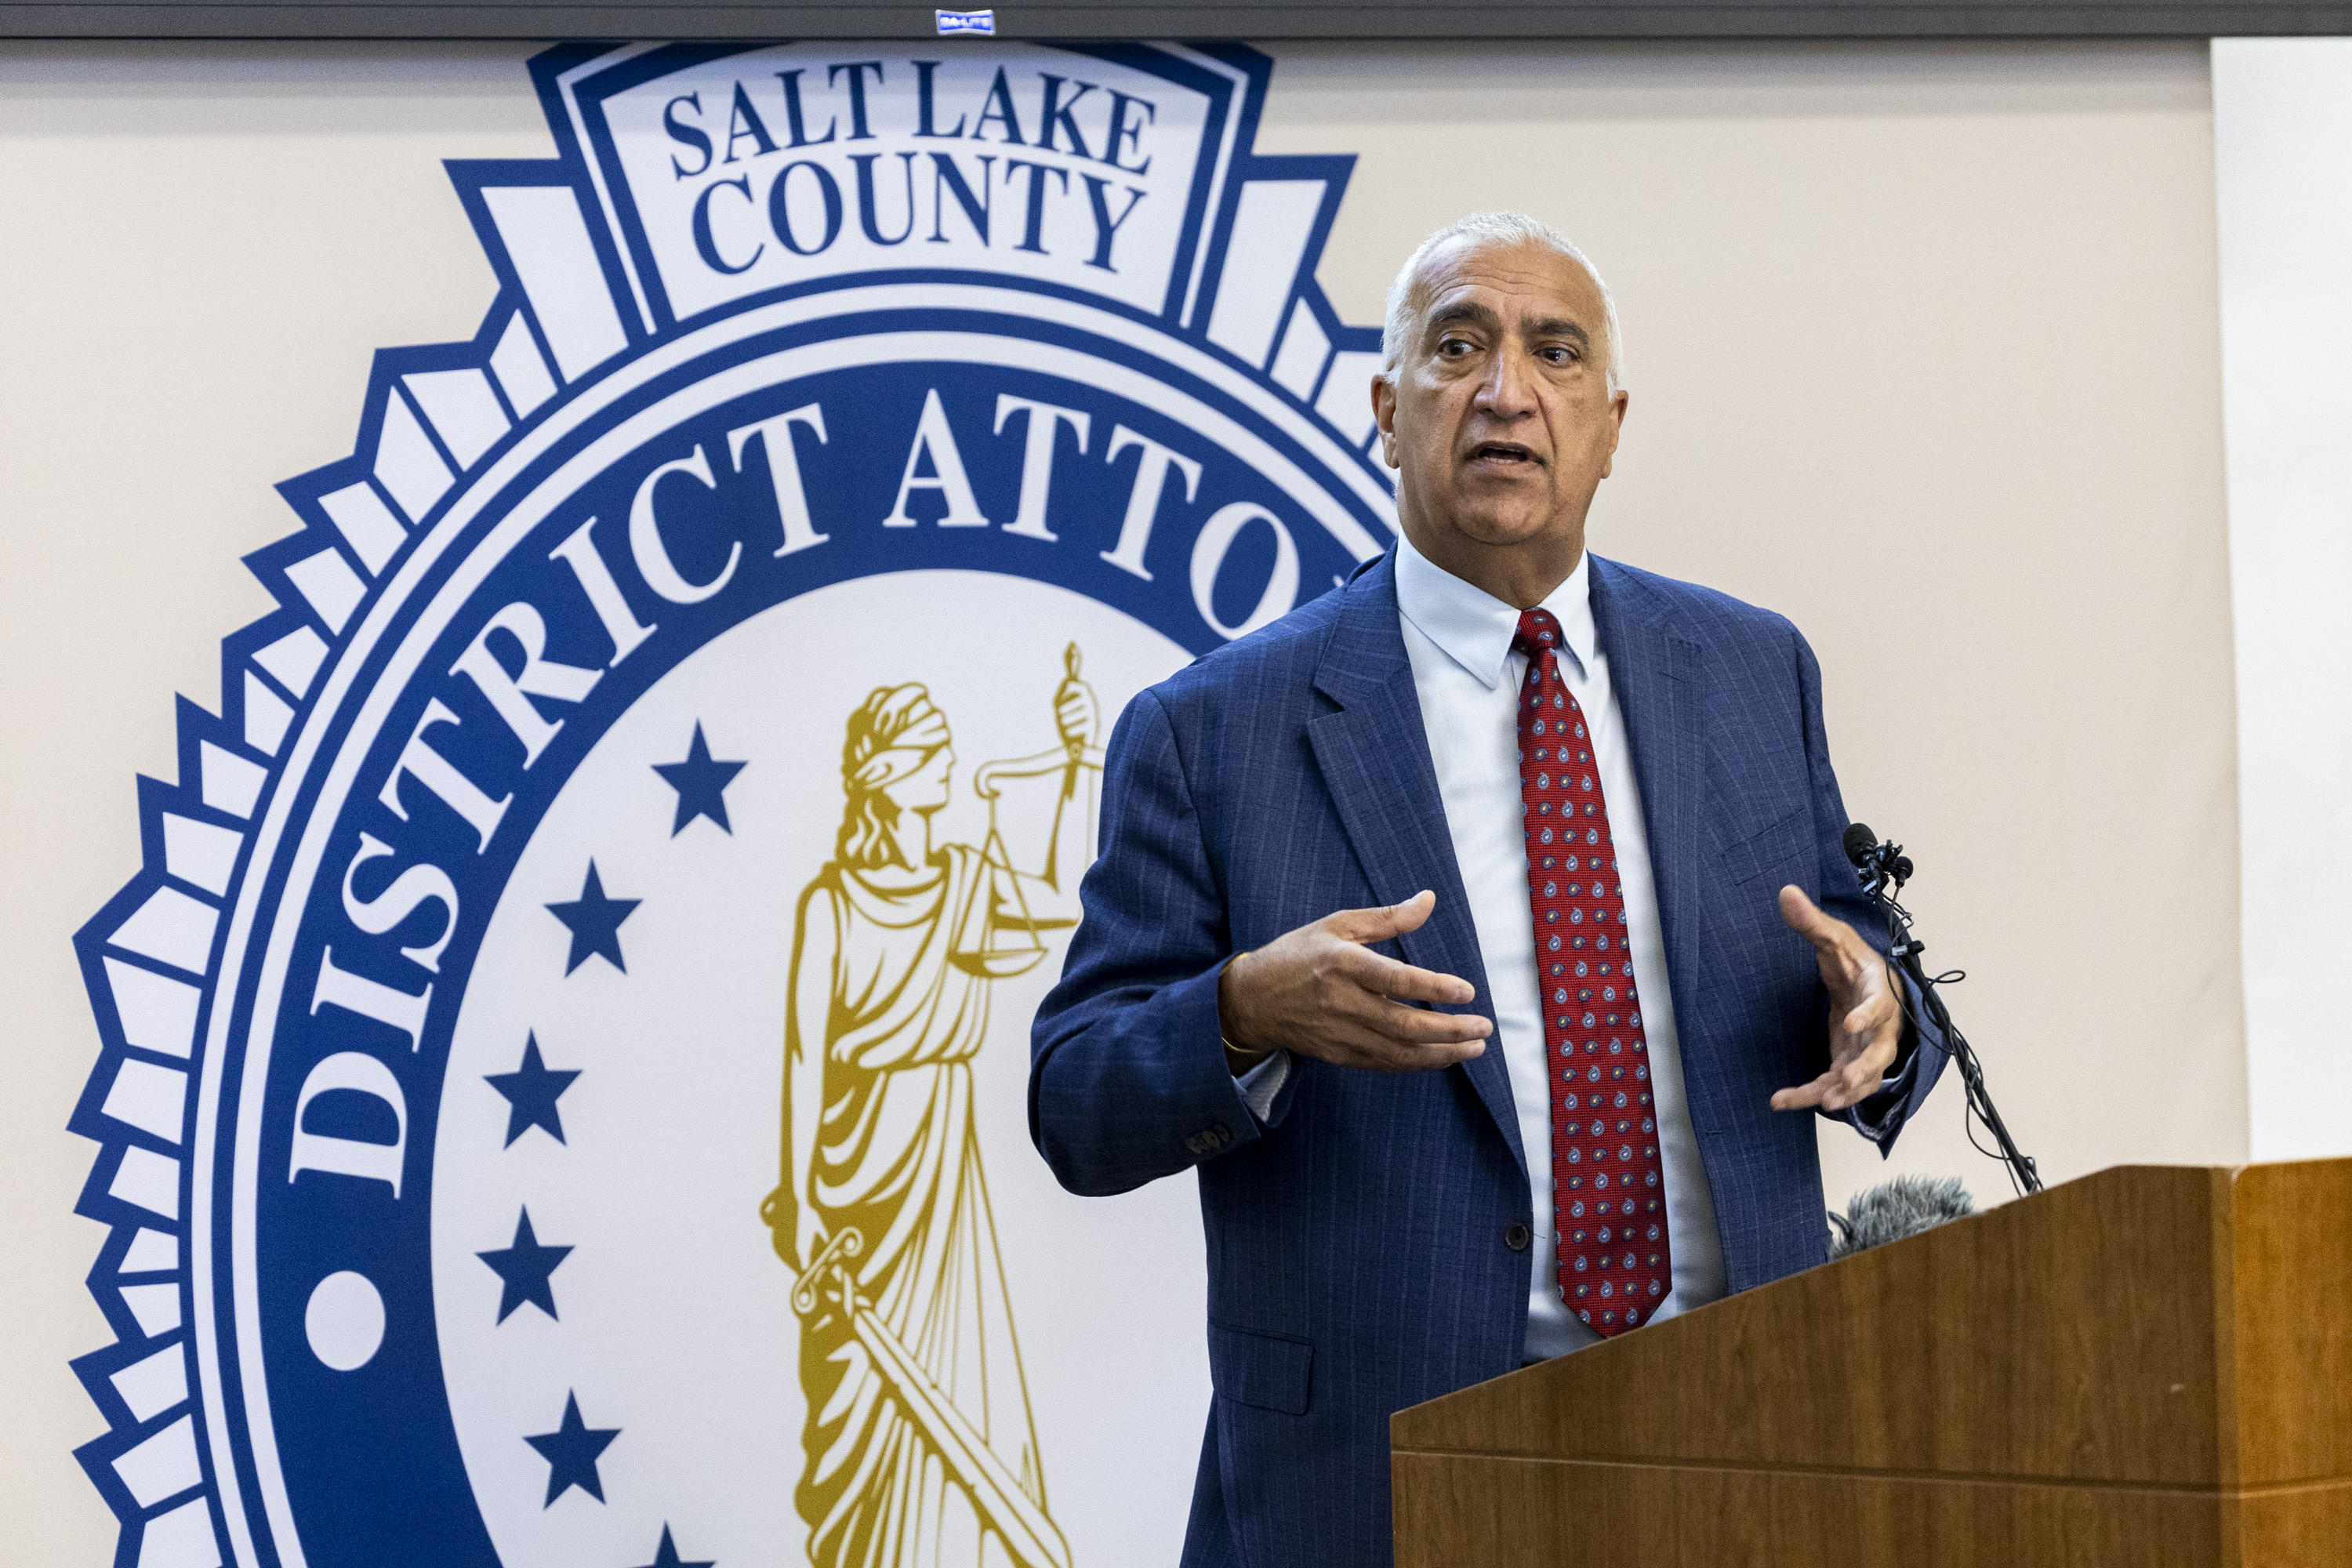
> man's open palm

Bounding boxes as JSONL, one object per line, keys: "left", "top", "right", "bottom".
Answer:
{"left": 1769, "top": 884, "right": 1902, "bottom": 1112}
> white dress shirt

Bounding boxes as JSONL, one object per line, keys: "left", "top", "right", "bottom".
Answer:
{"left": 1240, "top": 535, "right": 1728, "bottom": 1360}
{"left": 1393, "top": 534, "right": 1728, "bottom": 1358}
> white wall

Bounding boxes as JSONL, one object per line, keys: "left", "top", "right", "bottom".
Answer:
{"left": 2212, "top": 38, "right": 2352, "bottom": 1163}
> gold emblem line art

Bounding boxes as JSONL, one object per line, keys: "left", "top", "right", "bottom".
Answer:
{"left": 764, "top": 645, "right": 1102, "bottom": 1568}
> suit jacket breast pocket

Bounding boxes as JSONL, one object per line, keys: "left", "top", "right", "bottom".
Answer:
{"left": 1715, "top": 806, "right": 1814, "bottom": 889}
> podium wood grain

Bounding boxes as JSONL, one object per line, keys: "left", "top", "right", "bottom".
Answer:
{"left": 1389, "top": 1160, "right": 2352, "bottom": 1566}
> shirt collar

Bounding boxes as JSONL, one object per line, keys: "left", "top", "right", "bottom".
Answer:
{"left": 1394, "top": 530, "right": 1596, "bottom": 691}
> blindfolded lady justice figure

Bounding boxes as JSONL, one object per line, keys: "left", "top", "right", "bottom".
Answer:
{"left": 765, "top": 653, "right": 1100, "bottom": 1568}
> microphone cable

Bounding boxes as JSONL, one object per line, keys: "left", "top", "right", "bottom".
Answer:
{"left": 1843, "top": 824, "right": 2042, "bottom": 1197}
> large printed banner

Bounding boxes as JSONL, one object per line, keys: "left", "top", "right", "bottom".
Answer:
{"left": 67, "top": 42, "right": 1394, "bottom": 1568}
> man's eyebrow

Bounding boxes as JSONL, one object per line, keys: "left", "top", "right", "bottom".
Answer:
{"left": 1424, "top": 299, "right": 1500, "bottom": 336}
{"left": 1526, "top": 316, "right": 1592, "bottom": 350}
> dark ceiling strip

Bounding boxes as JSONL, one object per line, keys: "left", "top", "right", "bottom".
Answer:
{"left": 2, "top": 1, "right": 2344, "bottom": 37}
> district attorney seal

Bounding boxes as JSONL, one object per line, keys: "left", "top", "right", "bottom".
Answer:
{"left": 69, "top": 41, "right": 1394, "bottom": 1568}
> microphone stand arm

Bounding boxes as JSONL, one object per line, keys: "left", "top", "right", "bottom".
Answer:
{"left": 1860, "top": 849, "right": 2043, "bottom": 1197}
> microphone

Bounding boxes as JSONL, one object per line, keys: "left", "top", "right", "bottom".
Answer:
{"left": 1828, "top": 1174, "right": 1976, "bottom": 1260}
{"left": 1842, "top": 821, "right": 1912, "bottom": 898}
{"left": 1843, "top": 821, "right": 2042, "bottom": 1196}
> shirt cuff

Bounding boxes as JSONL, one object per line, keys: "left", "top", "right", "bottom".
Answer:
{"left": 1845, "top": 964, "right": 1945, "bottom": 1144}
{"left": 1234, "top": 1049, "right": 1292, "bottom": 1122}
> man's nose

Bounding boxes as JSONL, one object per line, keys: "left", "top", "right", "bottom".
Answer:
{"left": 1473, "top": 341, "right": 1539, "bottom": 418}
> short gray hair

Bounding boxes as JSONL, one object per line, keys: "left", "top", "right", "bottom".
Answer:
{"left": 1379, "top": 212, "right": 1624, "bottom": 394}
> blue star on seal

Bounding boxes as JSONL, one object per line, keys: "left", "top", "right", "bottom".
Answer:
{"left": 652, "top": 722, "right": 746, "bottom": 837}
{"left": 631, "top": 1524, "right": 716, "bottom": 1568}
{"left": 477, "top": 1207, "right": 573, "bottom": 1324}
{"left": 524, "top": 1391, "right": 620, "bottom": 1506}
{"left": 546, "top": 860, "right": 639, "bottom": 975}
{"left": 484, "top": 1032, "right": 579, "bottom": 1147}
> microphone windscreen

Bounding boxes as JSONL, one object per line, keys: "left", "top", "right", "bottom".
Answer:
{"left": 1828, "top": 1174, "right": 1976, "bottom": 1260}
{"left": 1842, "top": 822, "right": 1878, "bottom": 868}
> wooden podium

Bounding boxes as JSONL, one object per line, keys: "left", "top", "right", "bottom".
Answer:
{"left": 1391, "top": 1160, "right": 2352, "bottom": 1566}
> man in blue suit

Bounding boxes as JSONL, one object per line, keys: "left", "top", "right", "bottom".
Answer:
{"left": 1029, "top": 212, "right": 1946, "bottom": 1567}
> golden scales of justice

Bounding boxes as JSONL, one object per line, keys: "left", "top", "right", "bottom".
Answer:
{"left": 952, "top": 641, "right": 1105, "bottom": 980}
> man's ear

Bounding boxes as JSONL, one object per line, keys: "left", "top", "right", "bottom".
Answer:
{"left": 1371, "top": 374, "right": 1399, "bottom": 470}
{"left": 1599, "top": 389, "right": 1628, "bottom": 479}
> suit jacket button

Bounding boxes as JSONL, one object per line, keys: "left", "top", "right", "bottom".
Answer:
{"left": 1185, "top": 1133, "right": 1207, "bottom": 1156}
{"left": 1208, "top": 1122, "right": 1232, "bottom": 1146}
{"left": 1503, "top": 1222, "right": 1532, "bottom": 1253}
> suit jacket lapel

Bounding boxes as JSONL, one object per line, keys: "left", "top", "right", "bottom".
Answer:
{"left": 1590, "top": 556, "right": 1706, "bottom": 1055}
{"left": 1305, "top": 555, "right": 1525, "bottom": 1178}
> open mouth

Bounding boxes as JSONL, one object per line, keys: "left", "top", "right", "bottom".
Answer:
{"left": 1466, "top": 441, "right": 1540, "bottom": 469}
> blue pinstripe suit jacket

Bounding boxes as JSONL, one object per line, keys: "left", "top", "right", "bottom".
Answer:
{"left": 1029, "top": 548, "right": 1944, "bottom": 1568}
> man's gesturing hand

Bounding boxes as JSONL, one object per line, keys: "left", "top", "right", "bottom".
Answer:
{"left": 1770, "top": 884, "right": 1903, "bottom": 1113}
{"left": 1218, "top": 891, "right": 1492, "bottom": 1073}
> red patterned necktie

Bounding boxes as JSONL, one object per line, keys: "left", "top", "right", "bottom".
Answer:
{"left": 1513, "top": 608, "right": 1670, "bottom": 1337}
